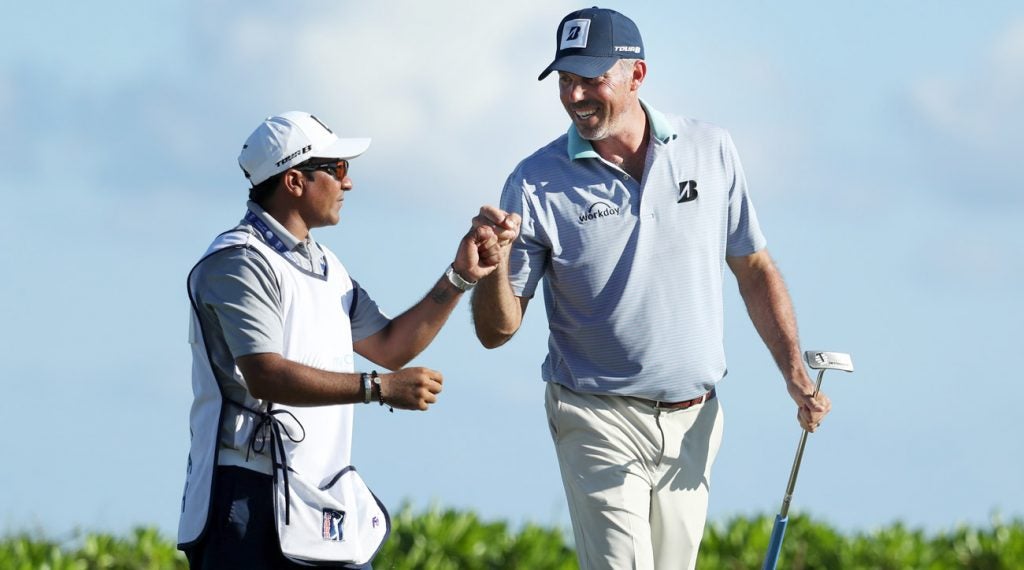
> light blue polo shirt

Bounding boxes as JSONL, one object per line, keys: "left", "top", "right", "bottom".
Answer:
{"left": 499, "top": 100, "right": 766, "bottom": 402}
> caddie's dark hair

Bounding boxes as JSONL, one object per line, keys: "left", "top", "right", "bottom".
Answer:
{"left": 248, "top": 160, "right": 318, "bottom": 206}
{"left": 248, "top": 171, "right": 283, "bottom": 205}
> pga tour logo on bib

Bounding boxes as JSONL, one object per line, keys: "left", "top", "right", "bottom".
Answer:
{"left": 322, "top": 508, "right": 345, "bottom": 541}
{"left": 561, "top": 19, "right": 591, "bottom": 49}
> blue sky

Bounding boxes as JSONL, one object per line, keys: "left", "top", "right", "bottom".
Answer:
{"left": 2, "top": 0, "right": 1022, "bottom": 541}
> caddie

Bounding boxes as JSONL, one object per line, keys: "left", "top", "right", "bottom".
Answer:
{"left": 178, "top": 111, "right": 501, "bottom": 568}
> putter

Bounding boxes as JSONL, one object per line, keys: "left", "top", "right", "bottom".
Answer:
{"left": 762, "top": 350, "right": 854, "bottom": 570}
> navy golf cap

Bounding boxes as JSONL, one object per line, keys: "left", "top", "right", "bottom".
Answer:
{"left": 538, "top": 7, "right": 644, "bottom": 81}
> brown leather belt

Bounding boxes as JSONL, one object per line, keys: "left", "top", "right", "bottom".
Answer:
{"left": 643, "top": 388, "right": 716, "bottom": 410}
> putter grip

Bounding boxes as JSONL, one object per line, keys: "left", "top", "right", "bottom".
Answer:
{"left": 762, "top": 514, "right": 788, "bottom": 570}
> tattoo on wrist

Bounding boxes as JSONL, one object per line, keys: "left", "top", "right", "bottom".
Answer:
{"left": 429, "top": 285, "right": 453, "bottom": 304}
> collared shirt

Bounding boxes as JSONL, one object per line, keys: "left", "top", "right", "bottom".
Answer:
{"left": 244, "top": 201, "right": 327, "bottom": 276}
{"left": 499, "top": 99, "right": 766, "bottom": 402}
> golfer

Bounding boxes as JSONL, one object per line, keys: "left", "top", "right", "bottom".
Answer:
{"left": 470, "top": 8, "right": 831, "bottom": 569}
{"left": 178, "top": 111, "right": 500, "bottom": 568}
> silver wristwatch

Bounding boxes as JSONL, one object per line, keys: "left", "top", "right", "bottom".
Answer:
{"left": 444, "top": 264, "right": 477, "bottom": 292}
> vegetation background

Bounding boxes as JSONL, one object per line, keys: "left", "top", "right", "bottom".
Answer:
{"left": 4, "top": 506, "right": 1022, "bottom": 569}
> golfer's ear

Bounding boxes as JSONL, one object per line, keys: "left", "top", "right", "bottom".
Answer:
{"left": 629, "top": 60, "right": 647, "bottom": 90}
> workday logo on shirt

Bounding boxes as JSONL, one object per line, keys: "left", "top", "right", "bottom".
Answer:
{"left": 578, "top": 200, "right": 621, "bottom": 224}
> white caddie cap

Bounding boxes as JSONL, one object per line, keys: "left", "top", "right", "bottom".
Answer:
{"left": 238, "top": 111, "right": 371, "bottom": 186}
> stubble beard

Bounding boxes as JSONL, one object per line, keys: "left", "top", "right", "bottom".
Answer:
{"left": 570, "top": 107, "right": 612, "bottom": 141}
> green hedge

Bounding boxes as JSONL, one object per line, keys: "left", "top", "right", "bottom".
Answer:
{"left": 700, "top": 514, "right": 1024, "bottom": 570}
{"left": 3, "top": 508, "right": 1022, "bottom": 569}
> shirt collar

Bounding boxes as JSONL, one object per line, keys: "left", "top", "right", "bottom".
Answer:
{"left": 566, "top": 98, "right": 678, "bottom": 160}
{"left": 245, "top": 200, "right": 305, "bottom": 251}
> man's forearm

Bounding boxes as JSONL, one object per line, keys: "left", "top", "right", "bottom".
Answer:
{"left": 731, "top": 252, "right": 806, "bottom": 384}
{"left": 471, "top": 261, "right": 523, "bottom": 348}
{"left": 730, "top": 250, "right": 829, "bottom": 428}
{"left": 371, "top": 274, "right": 465, "bottom": 369}
{"left": 238, "top": 352, "right": 364, "bottom": 406}
{"left": 237, "top": 353, "right": 443, "bottom": 410}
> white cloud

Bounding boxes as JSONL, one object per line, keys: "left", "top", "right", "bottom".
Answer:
{"left": 221, "top": 6, "right": 560, "bottom": 147}
{"left": 910, "top": 19, "right": 1024, "bottom": 153}
{"left": 149, "top": 1, "right": 576, "bottom": 208}
{"left": 0, "top": 0, "right": 588, "bottom": 215}
{"left": 994, "top": 19, "right": 1024, "bottom": 70}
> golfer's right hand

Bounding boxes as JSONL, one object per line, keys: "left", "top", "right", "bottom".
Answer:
{"left": 788, "top": 382, "right": 831, "bottom": 433}
{"left": 380, "top": 367, "right": 443, "bottom": 411}
{"left": 472, "top": 205, "right": 521, "bottom": 249}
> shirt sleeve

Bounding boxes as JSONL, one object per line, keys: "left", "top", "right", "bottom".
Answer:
{"left": 500, "top": 171, "right": 549, "bottom": 299}
{"left": 723, "top": 131, "right": 768, "bottom": 257}
{"left": 347, "top": 279, "right": 391, "bottom": 343}
{"left": 190, "top": 246, "right": 284, "bottom": 359}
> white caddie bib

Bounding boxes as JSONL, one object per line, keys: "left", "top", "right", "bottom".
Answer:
{"left": 179, "top": 229, "right": 389, "bottom": 566}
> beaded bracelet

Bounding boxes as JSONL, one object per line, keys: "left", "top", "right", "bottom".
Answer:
{"left": 371, "top": 370, "right": 393, "bottom": 413}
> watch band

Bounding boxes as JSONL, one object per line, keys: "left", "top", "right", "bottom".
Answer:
{"left": 361, "top": 372, "right": 372, "bottom": 404}
{"left": 445, "top": 264, "right": 477, "bottom": 292}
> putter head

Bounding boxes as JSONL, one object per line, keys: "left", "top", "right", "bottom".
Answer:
{"left": 804, "top": 350, "right": 854, "bottom": 373}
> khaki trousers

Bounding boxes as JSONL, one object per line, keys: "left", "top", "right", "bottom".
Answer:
{"left": 545, "top": 382, "right": 724, "bottom": 570}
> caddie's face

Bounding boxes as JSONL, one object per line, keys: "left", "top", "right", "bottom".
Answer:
{"left": 558, "top": 60, "right": 637, "bottom": 141}
{"left": 299, "top": 160, "right": 353, "bottom": 229}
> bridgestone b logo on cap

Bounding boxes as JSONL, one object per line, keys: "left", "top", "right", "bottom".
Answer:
{"left": 560, "top": 18, "right": 590, "bottom": 49}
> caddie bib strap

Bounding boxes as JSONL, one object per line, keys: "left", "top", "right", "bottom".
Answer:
{"left": 224, "top": 398, "right": 306, "bottom": 524}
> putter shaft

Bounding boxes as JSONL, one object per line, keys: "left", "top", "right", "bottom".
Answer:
{"left": 764, "top": 351, "right": 853, "bottom": 570}
{"left": 778, "top": 368, "right": 825, "bottom": 518}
